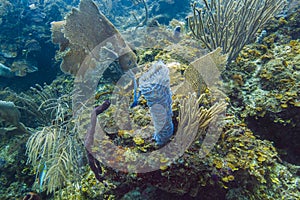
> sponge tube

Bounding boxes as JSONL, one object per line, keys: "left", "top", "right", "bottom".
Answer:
{"left": 139, "top": 61, "right": 174, "bottom": 145}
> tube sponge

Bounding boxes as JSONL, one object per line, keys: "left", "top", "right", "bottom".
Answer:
{"left": 139, "top": 61, "right": 174, "bottom": 145}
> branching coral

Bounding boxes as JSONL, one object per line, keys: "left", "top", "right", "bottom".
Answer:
{"left": 130, "top": 0, "right": 148, "bottom": 29}
{"left": 0, "top": 0, "right": 12, "bottom": 17}
{"left": 189, "top": 0, "right": 286, "bottom": 62}
{"left": 3, "top": 81, "right": 72, "bottom": 127}
{"left": 7, "top": 78, "right": 84, "bottom": 195}
{"left": 26, "top": 96, "right": 83, "bottom": 194}
{"left": 176, "top": 92, "right": 227, "bottom": 153}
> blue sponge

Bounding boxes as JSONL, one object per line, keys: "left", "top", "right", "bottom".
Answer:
{"left": 139, "top": 61, "right": 174, "bottom": 145}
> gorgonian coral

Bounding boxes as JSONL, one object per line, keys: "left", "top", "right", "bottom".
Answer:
{"left": 51, "top": 0, "right": 137, "bottom": 75}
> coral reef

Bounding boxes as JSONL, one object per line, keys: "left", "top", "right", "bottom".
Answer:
{"left": 88, "top": 89, "right": 299, "bottom": 199}
{"left": 224, "top": 39, "right": 300, "bottom": 164}
{"left": 0, "top": 103, "right": 32, "bottom": 199}
{"left": 0, "top": 76, "right": 78, "bottom": 198}
{"left": 0, "top": 0, "right": 299, "bottom": 199}
{"left": 0, "top": 0, "right": 78, "bottom": 90}
{"left": 220, "top": 5, "right": 300, "bottom": 165}
{"left": 54, "top": 166, "right": 116, "bottom": 200}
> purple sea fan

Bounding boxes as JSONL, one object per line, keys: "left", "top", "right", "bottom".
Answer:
{"left": 139, "top": 61, "right": 174, "bottom": 145}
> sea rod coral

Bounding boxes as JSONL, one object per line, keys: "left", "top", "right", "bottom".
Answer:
{"left": 189, "top": 0, "right": 286, "bottom": 62}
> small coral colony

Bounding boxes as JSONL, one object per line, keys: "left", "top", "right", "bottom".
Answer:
{"left": 0, "top": 0, "right": 299, "bottom": 199}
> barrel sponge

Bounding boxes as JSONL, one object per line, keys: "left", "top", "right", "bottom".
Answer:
{"left": 139, "top": 61, "right": 174, "bottom": 145}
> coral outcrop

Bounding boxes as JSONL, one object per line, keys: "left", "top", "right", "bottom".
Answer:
{"left": 224, "top": 39, "right": 300, "bottom": 164}
{"left": 0, "top": 100, "right": 26, "bottom": 134}
{"left": 0, "top": 0, "right": 299, "bottom": 199}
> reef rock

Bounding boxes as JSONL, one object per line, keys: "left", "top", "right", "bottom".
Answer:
{"left": 0, "top": 100, "right": 26, "bottom": 134}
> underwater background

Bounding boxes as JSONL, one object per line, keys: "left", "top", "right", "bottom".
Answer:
{"left": 0, "top": 0, "right": 299, "bottom": 199}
